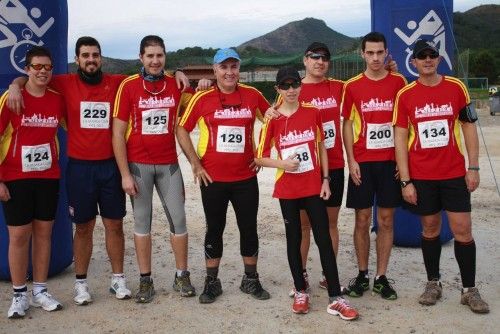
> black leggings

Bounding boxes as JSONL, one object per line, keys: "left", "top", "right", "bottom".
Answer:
{"left": 280, "top": 195, "right": 341, "bottom": 297}
{"left": 201, "top": 176, "right": 259, "bottom": 259}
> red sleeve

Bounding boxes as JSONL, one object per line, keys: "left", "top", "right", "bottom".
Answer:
{"left": 0, "top": 91, "right": 12, "bottom": 135}
{"left": 341, "top": 83, "right": 353, "bottom": 120}
{"left": 113, "top": 80, "right": 132, "bottom": 122}
{"left": 49, "top": 74, "right": 70, "bottom": 94}
{"left": 316, "top": 107, "right": 325, "bottom": 142}
{"left": 178, "top": 91, "right": 204, "bottom": 132}
{"left": 256, "top": 90, "right": 271, "bottom": 120}
{"left": 256, "top": 120, "right": 274, "bottom": 158}
{"left": 393, "top": 91, "right": 408, "bottom": 128}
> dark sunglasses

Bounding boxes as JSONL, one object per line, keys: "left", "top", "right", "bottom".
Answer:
{"left": 278, "top": 81, "right": 301, "bottom": 90}
{"left": 415, "top": 52, "right": 439, "bottom": 60}
{"left": 29, "top": 63, "right": 54, "bottom": 71}
{"left": 306, "top": 53, "right": 330, "bottom": 61}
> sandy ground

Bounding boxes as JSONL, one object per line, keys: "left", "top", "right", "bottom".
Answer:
{"left": 0, "top": 105, "right": 499, "bottom": 334}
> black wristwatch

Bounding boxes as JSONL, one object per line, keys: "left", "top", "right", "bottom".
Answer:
{"left": 400, "top": 180, "right": 412, "bottom": 188}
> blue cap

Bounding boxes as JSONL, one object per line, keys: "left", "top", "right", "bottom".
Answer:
{"left": 213, "top": 48, "right": 241, "bottom": 64}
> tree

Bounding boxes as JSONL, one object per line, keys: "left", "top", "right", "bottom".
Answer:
{"left": 470, "top": 50, "right": 498, "bottom": 84}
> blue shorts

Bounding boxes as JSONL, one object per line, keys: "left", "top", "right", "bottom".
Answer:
{"left": 66, "top": 158, "right": 126, "bottom": 224}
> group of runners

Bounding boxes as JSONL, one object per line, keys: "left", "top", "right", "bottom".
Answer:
{"left": 0, "top": 31, "right": 489, "bottom": 321}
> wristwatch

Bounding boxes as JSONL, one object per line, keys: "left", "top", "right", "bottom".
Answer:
{"left": 400, "top": 180, "right": 412, "bottom": 188}
{"left": 322, "top": 176, "right": 331, "bottom": 182}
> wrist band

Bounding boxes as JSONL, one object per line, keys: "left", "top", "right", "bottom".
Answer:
{"left": 468, "top": 166, "right": 480, "bottom": 171}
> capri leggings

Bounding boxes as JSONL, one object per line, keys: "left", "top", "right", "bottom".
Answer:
{"left": 279, "top": 195, "right": 342, "bottom": 297}
{"left": 129, "top": 162, "right": 186, "bottom": 235}
{"left": 200, "top": 176, "right": 259, "bottom": 259}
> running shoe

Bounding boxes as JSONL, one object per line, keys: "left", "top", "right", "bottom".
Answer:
{"left": 74, "top": 281, "right": 92, "bottom": 305}
{"left": 461, "top": 287, "right": 489, "bottom": 313}
{"left": 346, "top": 274, "right": 369, "bottom": 297}
{"left": 173, "top": 271, "right": 196, "bottom": 297}
{"left": 418, "top": 280, "right": 442, "bottom": 306}
{"left": 292, "top": 290, "right": 309, "bottom": 314}
{"left": 240, "top": 273, "right": 270, "bottom": 300}
{"left": 199, "top": 276, "right": 223, "bottom": 304}
{"left": 30, "top": 290, "right": 63, "bottom": 312}
{"left": 7, "top": 293, "right": 29, "bottom": 319}
{"left": 135, "top": 277, "right": 155, "bottom": 303}
{"left": 288, "top": 271, "right": 310, "bottom": 298}
{"left": 110, "top": 275, "right": 132, "bottom": 300}
{"left": 327, "top": 297, "right": 359, "bottom": 321}
{"left": 372, "top": 275, "right": 397, "bottom": 300}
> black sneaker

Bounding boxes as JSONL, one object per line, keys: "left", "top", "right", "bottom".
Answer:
{"left": 372, "top": 275, "right": 397, "bottom": 300}
{"left": 173, "top": 271, "right": 196, "bottom": 297}
{"left": 199, "top": 276, "right": 223, "bottom": 304}
{"left": 347, "top": 274, "right": 369, "bottom": 297}
{"left": 240, "top": 273, "right": 270, "bottom": 300}
{"left": 135, "top": 277, "right": 155, "bottom": 303}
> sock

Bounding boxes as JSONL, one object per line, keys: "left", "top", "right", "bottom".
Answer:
{"left": 32, "top": 282, "right": 47, "bottom": 295}
{"left": 359, "top": 270, "right": 368, "bottom": 278}
{"left": 176, "top": 269, "right": 185, "bottom": 277}
{"left": 76, "top": 274, "right": 87, "bottom": 280}
{"left": 244, "top": 264, "right": 257, "bottom": 277}
{"left": 421, "top": 235, "right": 441, "bottom": 281}
{"left": 455, "top": 239, "right": 476, "bottom": 288}
{"left": 13, "top": 285, "right": 27, "bottom": 294}
{"left": 206, "top": 267, "right": 219, "bottom": 279}
{"left": 113, "top": 273, "right": 125, "bottom": 278}
{"left": 140, "top": 272, "right": 152, "bottom": 278}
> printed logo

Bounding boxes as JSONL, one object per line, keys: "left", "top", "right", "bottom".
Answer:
{"left": 214, "top": 107, "right": 252, "bottom": 119}
{"left": 21, "top": 113, "right": 58, "bottom": 127}
{"left": 138, "top": 95, "right": 175, "bottom": 109}
{"left": 360, "top": 98, "right": 393, "bottom": 112}
{"left": 414, "top": 103, "right": 453, "bottom": 118}
{"left": 309, "top": 96, "right": 337, "bottom": 110}
{"left": 279, "top": 128, "right": 315, "bottom": 146}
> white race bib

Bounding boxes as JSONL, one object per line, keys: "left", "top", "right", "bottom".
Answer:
{"left": 323, "top": 120, "right": 336, "bottom": 149}
{"left": 22, "top": 143, "right": 52, "bottom": 172}
{"left": 80, "top": 101, "right": 110, "bottom": 129}
{"left": 216, "top": 125, "right": 245, "bottom": 153}
{"left": 281, "top": 143, "right": 314, "bottom": 174}
{"left": 142, "top": 109, "right": 169, "bottom": 135}
{"left": 366, "top": 122, "right": 394, "bottom": 149}
{"left": 418, "top": 119, "right": 449, "bottom": 148}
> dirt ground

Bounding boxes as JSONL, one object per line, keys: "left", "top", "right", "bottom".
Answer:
{"left": 0, "top": 104, "right": 499, "bottom": 334}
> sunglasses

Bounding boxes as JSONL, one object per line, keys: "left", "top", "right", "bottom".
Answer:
{"left": 29, "top": 63, "right": 54, "bottom": 71}
{"left": 278, "top": 81, "right": 301, "bottom": 90}
{"left": 415, "top": 52, "right": 439, "bottom": 60}
{"left": 306, "top": 53, "right": 330, "bottom": 61}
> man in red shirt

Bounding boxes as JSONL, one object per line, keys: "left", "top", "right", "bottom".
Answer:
{"left": 342, "top": 32, "right": 406, "bottom": 300}
{"left": 177, "top": 48, "right": 270, "bottom": 304}
{"left": 394, "top": 39, "right": 489, "bottom": 313}
{"left": 7, "top": 36, "right": 189, "bottom": 306}
{"left": 0, "top": 46, "right": 64, "bottom": 318}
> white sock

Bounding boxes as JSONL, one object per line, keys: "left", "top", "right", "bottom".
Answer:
{"left": 32, "top": 282, "right": 47, "bottom": 295}
{"left": 176, "top": 269, "right": 185, "bottom": 277}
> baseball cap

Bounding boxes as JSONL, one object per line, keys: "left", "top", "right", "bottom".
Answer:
{"left": 412, "top": 39, "right": 439, "bottom": 58}
{"left": 276, "top": 66, "right": 301, "bottom": 85}
{"left": 304, "top": 42, "right": 331, "bottom": 59}
{"left": 213, "top": 48, "right": 241, "bottom": 64}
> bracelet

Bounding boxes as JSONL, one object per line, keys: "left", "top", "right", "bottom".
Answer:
{"left": 468, "top": 166, "right": 480, "bottom": 171}
{"left": 322, "top": 176, "right": 331, "bottom": 182}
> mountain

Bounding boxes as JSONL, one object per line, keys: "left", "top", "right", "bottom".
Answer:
{"left": 453, "top": 4, "right": 500, "bottom": 50}
{"left": 237, "top": 17, "right": 356, "bottom": 55}
{"left": 67, "top": 57, "right": 140, "bottom": 74}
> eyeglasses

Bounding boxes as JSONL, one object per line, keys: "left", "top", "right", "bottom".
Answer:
{"left": 217, "top": 86, "right": 242, "bottom": 109}
{"left": 28, "top": 63, "right": 54, "bottom": 71}
{"left": 306, "top": 53, "right": 330, "bottom": 61}
{"left": 277, "top": 81, "right": 301, "bottom": 90}
{"left": 415, "top": 52, "right": 439, "bottom": 60}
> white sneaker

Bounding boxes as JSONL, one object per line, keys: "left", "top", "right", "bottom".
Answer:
{"left": 30, "top": 290, "right": 62, "bottom": 312}
{"left": 110, "top": 276, "right": 132, "bottom": 300}
{"left": 74, "top": 282, "right": 92, "bottom": 305}
{"left": 7, "top": 293, "right": 29, "bottom": 319}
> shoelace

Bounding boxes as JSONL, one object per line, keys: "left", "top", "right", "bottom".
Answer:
{"left": 332, "top": 298, "right": 351, "bottom": 312}
{"left": 378, "top": 277, "right": 396, "bottom": 291}
{"left": 295, "top": 292, "right": 308, "bottom": 304}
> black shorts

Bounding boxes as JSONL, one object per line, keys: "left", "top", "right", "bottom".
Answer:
{"left": 324, "top": 168, "right": 345, "bottom": 207}
{"left": 66, "top": 158, "right": 126, "bottom": 223}
{"left": 402, "top": 177, "right": 471, "bottom": 215}
{"left": 346, "top": 161, "right": 401, "bottom": 209}
{"left": 2, "top": 178, "right": 59, "bottom": 226}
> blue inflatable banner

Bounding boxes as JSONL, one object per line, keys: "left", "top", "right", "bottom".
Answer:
{"left": 371, "top": 0, "right": 454, "bottom": 79}
{"left": 0, "top": 0, "right": 68, "bottom": 92}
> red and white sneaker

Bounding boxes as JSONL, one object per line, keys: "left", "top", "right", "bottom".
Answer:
{"left": 327, "top": 297, "right": 359, "bottom": 321}
{"left": 292, "top": 291, "right": 310, "bottom": 314}
{"left": 288, "top": 272, "right": 310, "bottom": 297}
{"left": 319, "top": 276, "right": 328, "bottom": 289}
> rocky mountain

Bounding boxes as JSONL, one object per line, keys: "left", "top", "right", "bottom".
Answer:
{"left": 454, "top": 4, "right": 500, "bottom": 50}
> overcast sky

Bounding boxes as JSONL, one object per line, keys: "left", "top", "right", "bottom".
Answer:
{"left": 67, "top": 0, "right": 490, "bottom": 59}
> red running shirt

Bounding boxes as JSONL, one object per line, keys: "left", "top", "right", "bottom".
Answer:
{"left": 50, "top": 73, "right": 126, "bottom": 160}
{"left": 0, "top": 89, "right": 65, "bottom": 181}
{"left": 256, "top": 104, "right": 324, "bottom": 199}
{"left": 113, "top": 74, "right": 188, "bottom": 164}
{"left": 342, "top": 72, "right": 407, "bottom": 162}
{"left": 179, "top": 84, "right": 270, "bottom": 182}
{"left": 393, "top": 76, "right": 470, "bottom": 180}
{"left": 299, "top": 79, "right": 344, "bottom": 169}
